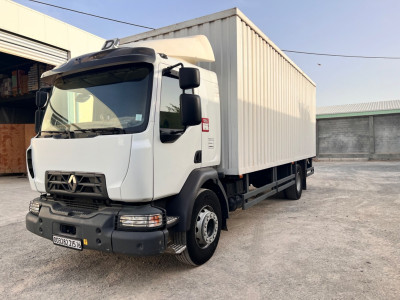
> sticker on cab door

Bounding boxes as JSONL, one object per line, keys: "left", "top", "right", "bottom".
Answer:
{"left": 202, "top": 118, "right": 209, "bottom": 132}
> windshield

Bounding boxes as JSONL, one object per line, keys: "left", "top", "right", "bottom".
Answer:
{"left": 41, "top": 64, "right": 153, "bottom": 136}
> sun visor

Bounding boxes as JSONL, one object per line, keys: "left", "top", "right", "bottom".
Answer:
{"left": 40, "top": 47, "right": 156, "bottom": 85}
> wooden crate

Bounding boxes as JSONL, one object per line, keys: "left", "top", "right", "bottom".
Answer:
{"left": 0, "top": 124, "right": 36, "bottom": 174}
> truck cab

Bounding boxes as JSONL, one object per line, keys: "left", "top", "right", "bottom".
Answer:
{"left": 26, "top": 36, "right": 227, "bottom": 266}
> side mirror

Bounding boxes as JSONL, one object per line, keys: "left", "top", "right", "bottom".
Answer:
{"left": 179, "top": 68, "right": 200, "bottom": 90}
{"left": 36, "top": 91, "right": 48, "bottom": 108}
{"left": 35, "top": 109, "right": 44, "bottom": 133}
{"left": 180, "top": 94, "right": 201, "bottom": 126}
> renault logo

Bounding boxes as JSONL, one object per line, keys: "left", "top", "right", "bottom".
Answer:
{"left": 68, "top": 175, "right": 77, "bottom": 192}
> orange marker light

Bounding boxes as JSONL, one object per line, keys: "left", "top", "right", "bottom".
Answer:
{"left": 150, "top": 215, "right": 162, "bottom": 226}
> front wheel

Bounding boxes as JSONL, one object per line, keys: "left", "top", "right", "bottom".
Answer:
{"left": 176, "top": 189, "right": 222, "bottom": 266}
{"left": 285, "top": 164, "right": 303, "bottom": 200}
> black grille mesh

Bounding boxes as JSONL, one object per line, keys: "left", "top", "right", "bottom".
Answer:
{"left": 46, "top": 171, "right": 108, "bottom": 199}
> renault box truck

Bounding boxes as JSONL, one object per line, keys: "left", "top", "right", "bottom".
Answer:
{"left": 26, "top": 8, "right": 315, "bottom": 265}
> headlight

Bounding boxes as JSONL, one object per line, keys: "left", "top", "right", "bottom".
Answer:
{"left": 118, "top": 214, "right": 163, "bottom": 229}
{"left": 29, "top": 200, "right": 41, "bottom": 216}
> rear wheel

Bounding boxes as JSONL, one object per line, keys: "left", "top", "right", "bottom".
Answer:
{"left": 176, "top": 189, "right": 222, "bottom": 266}
{"left": 285, "top": 164, "right": 303, "bottom": 200}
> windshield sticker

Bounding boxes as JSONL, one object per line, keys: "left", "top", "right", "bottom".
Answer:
{"left": 136, "top": 114, "right": 143, "bottom": 121}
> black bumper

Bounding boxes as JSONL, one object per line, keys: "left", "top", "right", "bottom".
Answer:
{"left": 26, "top": 198, "right": 168, "bottom": 256}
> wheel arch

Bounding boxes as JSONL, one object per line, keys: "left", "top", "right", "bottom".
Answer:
{"left": 166, "top": 167, "right": 229, "bottom": 232}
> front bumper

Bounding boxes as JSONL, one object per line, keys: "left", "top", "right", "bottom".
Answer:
{"left": 26, "top": 197, "right": 168, "bottom": 256}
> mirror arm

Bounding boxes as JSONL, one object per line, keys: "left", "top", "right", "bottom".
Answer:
{"left": 162, "top": 63, "right": 184, "bottom": 75}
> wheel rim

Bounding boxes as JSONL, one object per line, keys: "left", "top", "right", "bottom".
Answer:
{"left": 195, "top": 205, "right": 219, "bottom": 249}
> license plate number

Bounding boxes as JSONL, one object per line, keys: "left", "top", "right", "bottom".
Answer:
{"left": 53, "top": 235, "right": 82, "bottom": 250}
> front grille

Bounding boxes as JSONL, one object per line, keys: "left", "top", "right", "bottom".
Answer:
{"left": 53, "top": 198, "right": 104, "bottom": 215}
{"left": 46, "top": 171, "right": 108, "bottom": 199}
{"left": 61, "top": 198, "right": 101, "bottom": 210}
{"left": 53, "top": 206, "right": 94, "bottom": 216}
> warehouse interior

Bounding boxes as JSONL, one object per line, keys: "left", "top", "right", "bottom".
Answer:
{"left": 0, "top": 46, "right": 56, "bottom": 174}
{"left": 0, "top": 52, "right": 53, "bottom": 124}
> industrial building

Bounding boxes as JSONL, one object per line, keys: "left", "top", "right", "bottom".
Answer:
{"left": 316, "top": 100, "right": 400, "bottom": 160}
{"left": 0, "top": 0, "right": 104, "bottom": 174}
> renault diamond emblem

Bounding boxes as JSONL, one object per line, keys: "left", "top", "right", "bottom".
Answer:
{"left": 68, "top": 175, "right": 77, "bottom": 192}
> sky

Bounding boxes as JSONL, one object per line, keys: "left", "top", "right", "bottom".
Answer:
{"left": 11, "top": 0, "right": 400, "bottom": 107}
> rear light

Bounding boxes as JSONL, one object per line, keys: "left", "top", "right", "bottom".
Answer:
{"left": 118, "top": 214, "right": 163, "bottom": 229}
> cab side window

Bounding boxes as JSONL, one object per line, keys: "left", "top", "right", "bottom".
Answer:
{"left": 160, "top": 75, "right": 184, "bottom": 131}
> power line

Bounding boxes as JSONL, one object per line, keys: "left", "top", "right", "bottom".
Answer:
{"left": 282, "top": 50, "right": 400, "bottom": 60}
{"left": 24, "top": 0, "right": 400, "bottom": 59}
{"left": 26, "top": 0, "right": 155, "bottom": 30}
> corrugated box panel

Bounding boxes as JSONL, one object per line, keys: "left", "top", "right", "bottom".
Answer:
{"left": 235, "top": 17, "right": 316, "bottom": 174}
{"left": 121, "top": 8, "right": 316, "bottom": 175}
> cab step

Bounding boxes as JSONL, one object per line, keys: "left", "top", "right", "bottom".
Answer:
{"left": 165, "top": 243, "right": 187, "bottom": 255}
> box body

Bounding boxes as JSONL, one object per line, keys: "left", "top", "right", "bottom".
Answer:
{"left": 121, "top": 8, "right": 316, "bottom": 175}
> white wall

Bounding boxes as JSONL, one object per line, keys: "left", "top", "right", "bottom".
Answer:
{"left": 0, "top": 0, "right": 104, "bottom": 58}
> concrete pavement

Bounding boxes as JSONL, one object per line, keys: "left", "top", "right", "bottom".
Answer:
{"left": 1, "top": 161, "right": 399, "bottom": 299}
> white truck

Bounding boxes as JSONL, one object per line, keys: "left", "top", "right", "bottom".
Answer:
{"left": 26, "top": 8, "right": 315, "bottom": 265}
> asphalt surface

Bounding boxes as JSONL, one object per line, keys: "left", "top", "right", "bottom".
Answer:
{"left": 1, "top": 162, "right": 399, "bottom": 299}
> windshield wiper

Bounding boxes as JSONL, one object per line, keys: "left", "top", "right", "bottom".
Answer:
{"left": 41, "top": 127, "right": 125, "bottom": 138}
{"left": 41, "top": 130, "right": 67, "bottom": 134}
{"left": 40, "top": 130, "right": 71, "bottom": 138}
{"left": 73, "top": 127, "right": 126, "bottom": 134}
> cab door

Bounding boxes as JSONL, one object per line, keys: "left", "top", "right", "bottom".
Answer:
{"left": 153, "top": 64, "right": 202, "bottom": 199}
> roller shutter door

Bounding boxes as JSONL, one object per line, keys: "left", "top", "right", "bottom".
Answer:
{"left": 0, "top": 29, "right": 69, "bottom": 66}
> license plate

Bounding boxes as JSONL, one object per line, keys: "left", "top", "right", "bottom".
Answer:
{"left": 53, "top": 235, "right": 82, "bottom": 250}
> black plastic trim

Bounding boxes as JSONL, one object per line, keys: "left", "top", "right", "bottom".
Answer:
{"left": 194, "top": 150, "right": 202, "bottom": 164}
{"left": 26, "top": 198, "right": 168, "bottom": 256}
{"left": 26, "top": 149, "right": 34, "bottom": 178}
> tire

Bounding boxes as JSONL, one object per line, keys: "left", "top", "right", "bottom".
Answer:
{"left": 176, "top": 189, "right": 222, "bottom": 266}
{"left": 285, "top": 164, "right": 303, "bottom": 200}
